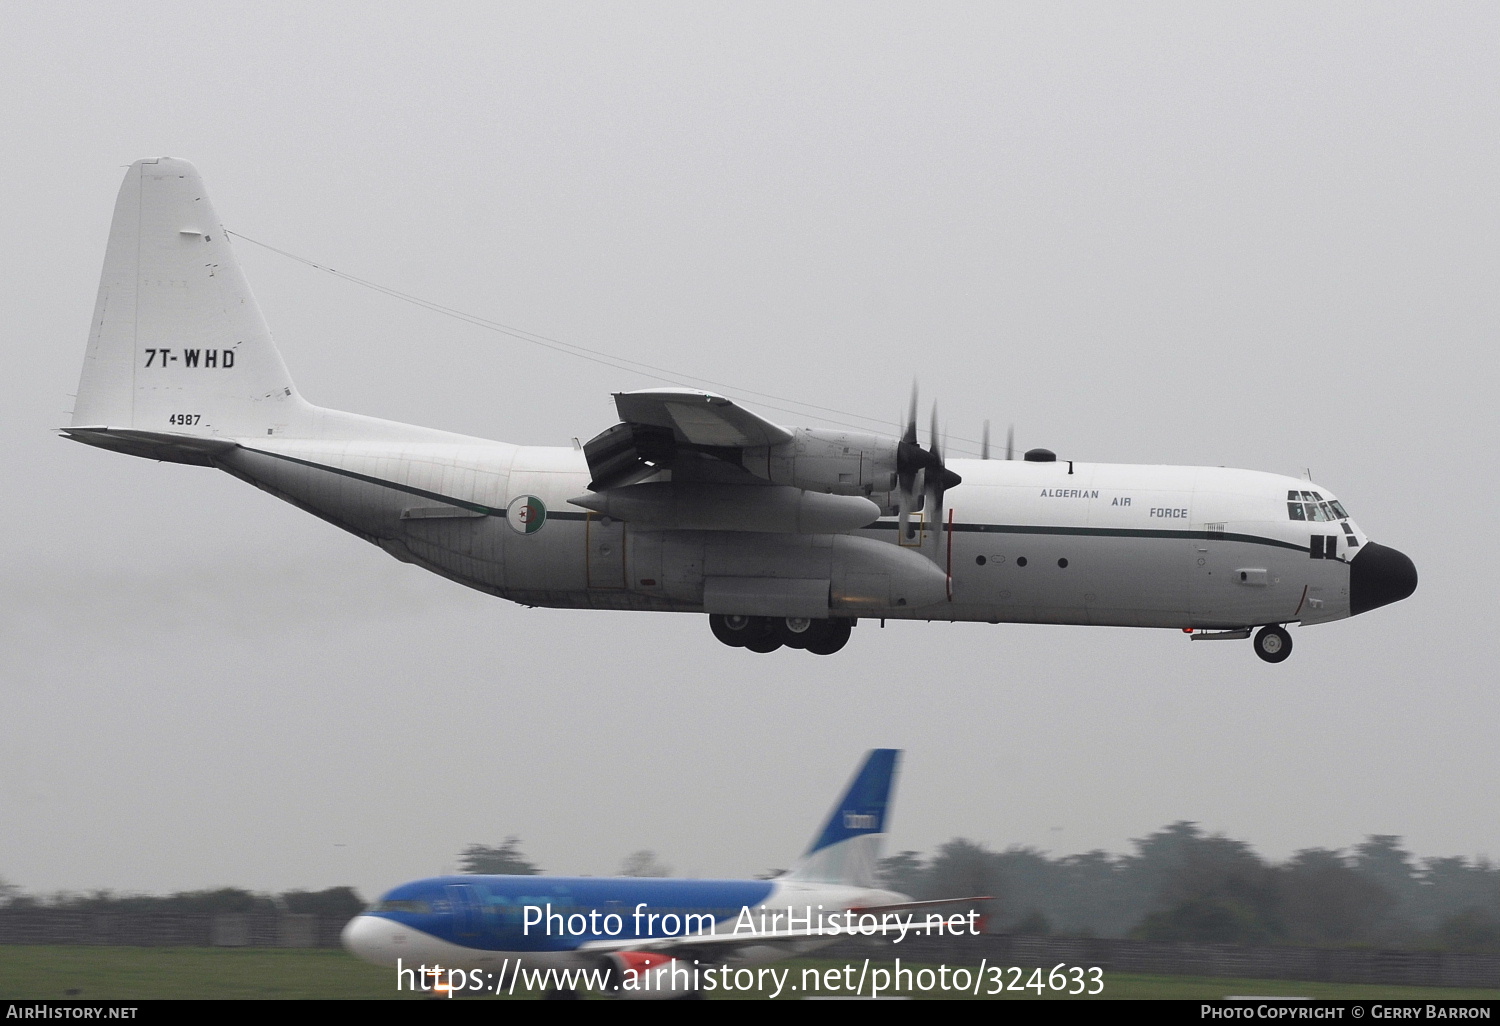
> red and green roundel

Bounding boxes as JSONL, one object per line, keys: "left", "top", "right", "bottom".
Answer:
{"left": 505, "top": 494, "right": 547, "bottom": 534}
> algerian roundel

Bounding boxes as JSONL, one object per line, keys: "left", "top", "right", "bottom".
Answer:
{"left": 505, "top": 495, "right": 547, "bottom": 534}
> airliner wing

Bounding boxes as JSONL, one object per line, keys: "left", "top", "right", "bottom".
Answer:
{"left": 849, "top": 895, "right": 993, "bottom": 915}
{"left": 575, "top": 896, "right": 991, "bottom": 958}
{"left": 576, "top": 926, "right": 841, "bottom": 959}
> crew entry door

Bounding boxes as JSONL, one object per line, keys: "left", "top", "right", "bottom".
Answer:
{"left": 586, "top": 513, "right": 626, "bottom": 589}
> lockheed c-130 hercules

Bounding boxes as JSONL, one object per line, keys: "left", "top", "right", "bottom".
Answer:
{"left": 64, "top": 159, "right": 1417, "bottom": 661}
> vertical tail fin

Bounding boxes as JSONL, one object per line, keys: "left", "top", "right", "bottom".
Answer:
{"left": 782, "top": 749, "right": 899, "bottom": 888}
{"left": 71, "top": 158, "right": 312, "bottom": 439}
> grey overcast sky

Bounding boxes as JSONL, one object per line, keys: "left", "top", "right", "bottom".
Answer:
{"left": 2, "top": 2, "right": 1495, "bottom": 900}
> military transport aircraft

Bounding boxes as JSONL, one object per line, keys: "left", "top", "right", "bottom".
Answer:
{"left": 64, "top": 159, "right": 1416, "bottom": 661}
{"left": 341, "top": 749, "right": 990, "bottom": 998}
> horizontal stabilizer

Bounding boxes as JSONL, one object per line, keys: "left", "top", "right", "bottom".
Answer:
{"left": 59, "top": 426, "right": 239, "bottom": 466}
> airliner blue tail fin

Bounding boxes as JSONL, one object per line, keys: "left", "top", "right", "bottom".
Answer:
{"left": 782, "top": 749, "right": 899, "bottom": 888}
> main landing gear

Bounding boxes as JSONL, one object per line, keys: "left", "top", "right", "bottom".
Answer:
{"left": 709, "top": 614, "right": 853, "bottom": 655}
{"left": 1253, "top": 625, "right": 1293, "bottom": 664}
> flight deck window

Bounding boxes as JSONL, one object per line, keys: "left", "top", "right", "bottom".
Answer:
{"left": 1287, "top": 490, "right": 1350, "bottom": 522}
{"left": 376, "top": 900, "right": 431, "bottom": 913}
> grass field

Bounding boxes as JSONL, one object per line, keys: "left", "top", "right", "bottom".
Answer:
{"left": 4, "top": 947, "right": 1500, "bottom": 1000}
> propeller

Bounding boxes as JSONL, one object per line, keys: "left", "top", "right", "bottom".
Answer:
{"left": 896, "top": 386, "right": 921, "bottom": 541}
{"left": 925, "top": 403, "right": 961, "bottom": 521}
{"left": 894, "top": 384, "right": 962, "bottom": 543}
{"left": 983, "top": 421, "right": 1017, "bottom": 460}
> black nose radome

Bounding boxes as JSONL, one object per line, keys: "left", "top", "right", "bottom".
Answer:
{"left": 1350, "top": 542, "right": 1417, "bottom": 616}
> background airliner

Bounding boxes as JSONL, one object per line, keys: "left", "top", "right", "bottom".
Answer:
{"left": 341, "top": 749, "right": 973, "bottom": 997}
{"left": 64, "top": 159, "right": 1416, "bottom": 661}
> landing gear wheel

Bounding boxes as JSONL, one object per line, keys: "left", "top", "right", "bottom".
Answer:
{"left": 1254, "top": 625, "right": 1292, "bottom": 663}
{"left": 804, "top": 618, "right": 852, "bottom": 655}
{"left": 709, "top": 613, "right": 754, "bottom": 648}
{"left": 744, "top": 618, "right": 783, "bottom": 653}
{"left": 779, "top": 617, "right": 813, "bottom": 650}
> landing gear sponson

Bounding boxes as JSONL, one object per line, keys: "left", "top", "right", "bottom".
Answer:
{"left": 708, "top": 614, "right": 854, "bottom": 655}
{"left": 1189, "top": 623, "right": 1296, "bottom": 663}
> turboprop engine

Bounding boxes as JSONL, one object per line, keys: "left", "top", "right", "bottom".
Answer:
{"left": 739, "top": 428, "right": 900, "bottom": 499}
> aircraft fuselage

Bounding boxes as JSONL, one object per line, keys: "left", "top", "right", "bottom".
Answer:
{"left": 220, "top": 435, "right": 1369, "bottom": 631}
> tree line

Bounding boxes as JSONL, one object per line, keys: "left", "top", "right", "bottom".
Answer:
{"left": 5, "top": 824, "right": 1496, "bottom": 950}
{"left": 0, "top": 883, "right": 363, "bottom": 921}
{"left": 876, "top": 823, "right": 1500, "bottom": 951}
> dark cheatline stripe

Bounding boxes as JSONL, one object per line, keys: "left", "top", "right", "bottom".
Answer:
{"left": 237, "top": 448, "right": 1308, "bottom": 547}
{"left": 864, "top": 518, "right": 1310, "bottom": 553}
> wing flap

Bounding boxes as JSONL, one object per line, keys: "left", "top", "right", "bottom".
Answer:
{"left": 613, "top": 389, "right": 793, "bottom": 448}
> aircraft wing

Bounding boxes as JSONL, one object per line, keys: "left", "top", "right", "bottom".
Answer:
{"left": 583, "top": 389, "right": 792, "bottom": 491}
{"left": 848, "top": 895, "right": 992, "bottom": 915}
{"left": 612, "top": 389, "right": 793, "bottom": 448}
{"left": 575, "top": 925, "right": 848, "bottom": 960}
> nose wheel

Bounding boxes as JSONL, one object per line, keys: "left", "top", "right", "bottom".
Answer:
{"left": 1253, "top": 625, "right": 1292, "bottom": 663}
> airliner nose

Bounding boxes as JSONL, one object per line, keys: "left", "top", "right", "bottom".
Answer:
{"left": 343, "top": 913, "right": 402, "bottom": 967}
{"left": 1350, "top": 542, "right": 1417, "bottom": 616}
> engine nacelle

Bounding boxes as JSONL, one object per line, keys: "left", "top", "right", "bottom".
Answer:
{"left": 570, "top": 482, "right": 880, "bottom": 534}
{"left": 605, "top": 951, "right": 702, "bottom": 999}
{"left": 741, "top": 429, "right": 899, "bottom": 499}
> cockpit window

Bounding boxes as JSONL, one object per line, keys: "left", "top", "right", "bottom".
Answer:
{"left": 1287, "top": 490, "right": 1348, "bottom": 522}
{"left": 376, "top": 900, "right": 431, "bottom": 914}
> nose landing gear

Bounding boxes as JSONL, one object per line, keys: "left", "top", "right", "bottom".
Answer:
{"left": 708, "top": 615, "right": 853, "bottom": 655}
{"left": 1253, "top": 624, "right": 1292, "bottom": 663}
